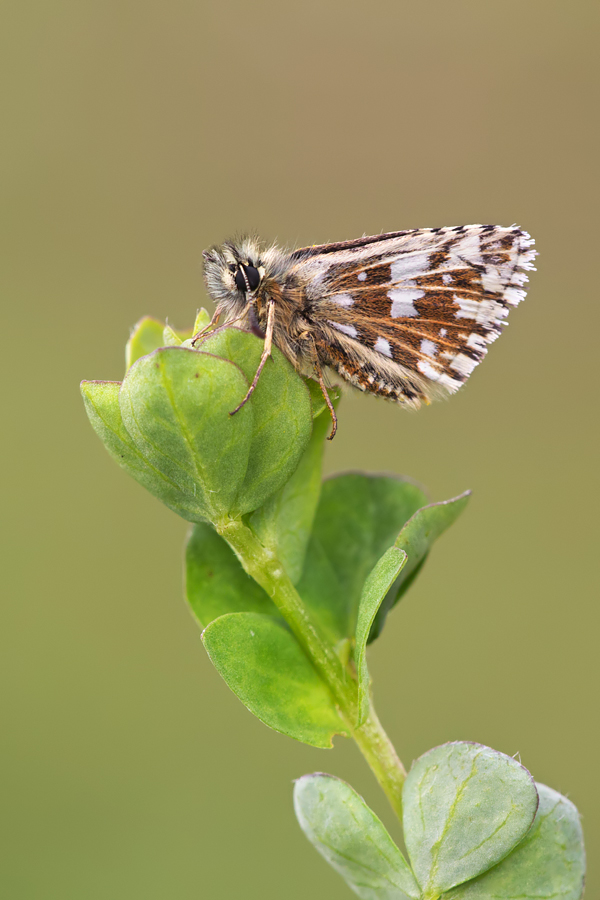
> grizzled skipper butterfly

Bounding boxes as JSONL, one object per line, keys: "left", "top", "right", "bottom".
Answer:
{"left": 195, "top": 225, "right": 536, "bottom": 438}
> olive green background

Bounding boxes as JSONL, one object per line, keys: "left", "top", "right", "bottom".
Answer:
{"left": 2, "top": 1, "right": 598, "bottom": 897}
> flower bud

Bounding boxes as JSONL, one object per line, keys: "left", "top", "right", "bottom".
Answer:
{"left": 82, "top": 317, "right": 312, "bottom": 523}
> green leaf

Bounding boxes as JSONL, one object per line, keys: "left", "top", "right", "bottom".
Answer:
{"left": 369, "top": 491, "right": 471, "bottom": 643}
{"left": 443, "top": 782, "right": 585, "bottom": 900}
{"left": 201, "top": 612, "right": 347, "bottom": 748}
{"left": 119, "top": 347, "right": 254, "bottom": 522}
{"left": 192, "top": 308, "right": 211, "bottom": 334}
{"left": 296, "top": 474, "right": 428, "bottom": 645}
{"left": 369, "top": 492, "right": 470, "bottom": 643}
{"left": 163, "top": 324, "right": 183, "bottom": 345}
{"left": 185, "top": 522, "right": 277, "bottom": 626}
{"left": 294, "top": 773, "right": 420, "bottom": 900}
{"left": 125, "top": 316, "right": 165, "bottom": 371}
{"left": 81, "top": 379, "right": 210, "bottom": 521}
{"left": 198, "top": 327, "right": 312, "bottom": 515}
{"left": 248, "top": 391, "right": 333, "bottom": 583}
{"left": 403, "top": 742, "right": 539, "bottom": 898}
{"left": 89, "top": 328, "right": 314, "bottom": 522}
{"left": 355, "top": 547, "right": 407, "bottom": 725}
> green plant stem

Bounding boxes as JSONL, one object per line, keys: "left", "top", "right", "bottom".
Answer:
{"left": 217, "top": 516, "right": 407, "bottom": 821}
{"left": 352, "top": 704, "right": 406, "bottom": 819}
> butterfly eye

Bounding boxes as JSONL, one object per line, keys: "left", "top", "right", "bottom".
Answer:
{"left": 234, "top": 264, "right": 261, "bottom": 293}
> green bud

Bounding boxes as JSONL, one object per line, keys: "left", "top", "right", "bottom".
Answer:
{"left": 82, "top": 318, "right": 313, "bottom": 524}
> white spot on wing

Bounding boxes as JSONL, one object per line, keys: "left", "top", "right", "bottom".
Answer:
{"left": 440, "top": 328, "right": 447, "bottom": 337}
{"left": 467, "top": 332, "right": 487, "bottom": 353}
{"left": 504, "top": 287, "right": 526, "bottom": 306}
{"left": 450, "top": 353, "right": 478, "bottom": 376}
{"left": 331, "top": 292, "right": 355, "bottom": 308}
{"left": 328, "top": 321, "right": 358, "bottom": 338}
{"left": 454, "top": 295, "right": 507, "bottom": 324}
{"left": 357, "top": 271, "right": 367, "bottom": 282}
{"left": 388, "top": 288, "right": 423, "bottom": 318}
{"left": 420, "top": 339, "right": 437, "bottom": 358}
{"left": 390, "top": 254, "right": 430, "bottom": 281}
{"left": 447, "top": 233, "right": 484, "bottom": 268}
{"left": 417, "top": 359, "right": 439, "bottom": 379}
{"left": 442, "top": 273, "right": 453, "bottom": 285}
{"left": 511, "top": 271, "right": 528, "bottom": 286}
{"left": 417, "top": 359, "right": 460, "bottom": 391}
{"left": 374, "top": 336, "right": 392, "bottom": 358}
{"left": 481, "top": 266, "right": 504, "bottom": 293}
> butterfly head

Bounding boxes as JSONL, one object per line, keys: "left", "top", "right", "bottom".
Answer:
{"left": 203, "top": 237, "right": 267, "bottom": 316}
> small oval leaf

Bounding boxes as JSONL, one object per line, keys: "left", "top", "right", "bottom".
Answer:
{"left": 443, "top": 782, "right": 586, "bottom": 900}
{"left": 403, "top": 742, "right": 539, "bottom": 896}
{"left": 119, "top": 347, "right": 253, "bottom": 522}
{"left": 81, "top": 379, "right": 207, "bottom": 521}
{"left": 294, "top": 774, "right": 421, "bottom": 900}
{"left": 163, "top": 324, "right": 183, "bottom": 345}
{"left": 202, "top": 612, "right": 347, "bottom": 748}
{"left": 355, "top": 546, "right": 407, "bottom": 725}
{"left": 125, "top": 316, "right": 165, "bottom": 371}
{"left": 192, "top": 308, "right": 211, "bottom": 334}
{"left": 198, "top": 328, "right": 312, "bottom": 515}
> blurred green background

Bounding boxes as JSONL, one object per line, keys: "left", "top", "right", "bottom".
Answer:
{"left": 2, "top": 1, "right": 598, "bottom": 897}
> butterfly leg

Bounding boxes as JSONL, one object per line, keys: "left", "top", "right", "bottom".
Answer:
{"left": 191, "top": 307, "right": 222, "bottom": 346}
{"left": 313, "top": 355, "right": 338, "bottom": 440}
{"left": 229, "top": 299, "right": 275, "bottom": 416}
{"left": 191, "top": 304, "right": 256, "bottom": 346}
{"left": 192, "top": 307, "right": 257, "bottom": 346}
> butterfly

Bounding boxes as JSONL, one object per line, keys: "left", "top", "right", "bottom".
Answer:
{"left": 196, "top": 225, "right": 536, "bottom": 438}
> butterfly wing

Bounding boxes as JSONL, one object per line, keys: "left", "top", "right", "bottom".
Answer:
{"left": 290, "top": 225, "right": 536, "bottom": 407}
